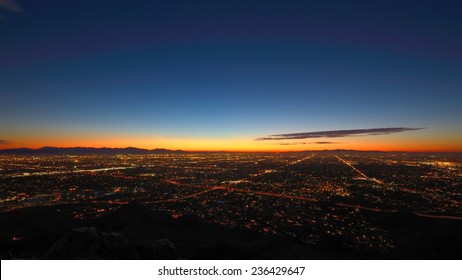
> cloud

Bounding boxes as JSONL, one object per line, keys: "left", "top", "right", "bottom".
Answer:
{"left": 277, "top": 141, "right": 338, "bottom": 145}
{"left": 256, "top": 127, "right": 424, "bottom": 141}
{"left": 278, "top": 142, "right": 307, "bottom": 146}
{"left": 0, "top": 139, "right": 13, "bottom": 145}
{"left": 0, "top": 0, "right": 22, "bottom": 13}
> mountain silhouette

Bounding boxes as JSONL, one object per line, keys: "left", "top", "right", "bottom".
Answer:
{"left": 0, "top": 147, "right": 187, "bottom": 155}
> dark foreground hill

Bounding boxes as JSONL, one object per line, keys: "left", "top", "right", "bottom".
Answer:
{"left": 0, "top": 202, "right": 359, "bottom": 259}
{"left": 1, "top": 202, "right": 461, "bottom": 259}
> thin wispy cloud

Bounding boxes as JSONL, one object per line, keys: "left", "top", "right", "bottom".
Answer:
{"left": 278, "top": 141, "right": 339, "bottom": 145}
{"left": 0, "top": 139, "right": 13, "bottom": 145}
{"left": 0, "top": 0, "right": 22, "bottom": 13}
{"left": 278, "top": 142, "right": 307, "bottom": 146}
{"left": 256, "top": 127, "right": 424, "bottom": 141}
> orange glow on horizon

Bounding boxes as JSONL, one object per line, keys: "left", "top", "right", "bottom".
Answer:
{"left": 1, "top": 127, "right": 462, "bottom": 152}
{"left": 2, "top": 134, "right": 462, "bottom": 153}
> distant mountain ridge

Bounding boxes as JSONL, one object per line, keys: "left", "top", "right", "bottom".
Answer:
{"left": 0, "top": 146, "right": 187, "bottom": 155}
{"left": 0, "top": 147, "right": 460, "bottom": 155}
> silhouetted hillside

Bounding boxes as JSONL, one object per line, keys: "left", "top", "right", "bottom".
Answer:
{"left": 1, "top": 202, "right": 461, "bottom": 259}
{"left": 0, "top": 202, "right": 362, "bottom": 259}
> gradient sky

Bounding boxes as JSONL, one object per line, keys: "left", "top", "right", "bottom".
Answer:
{"left": 1, "top": 0, "right": 461, "bottom": 151}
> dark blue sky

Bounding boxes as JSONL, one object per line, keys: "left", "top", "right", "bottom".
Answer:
{"left": 1, "top": 0, "right": 461, "bottom": 151}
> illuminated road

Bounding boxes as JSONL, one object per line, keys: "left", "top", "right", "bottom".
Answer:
{"left": 413, "top": 212, "right": 462, "bottom": 221}
{"left": 145, "top": 187, "right": 223, "bottom": 204}
{"left": 247, "top": 154, "right": 316, "bottom": 179}
{"left": 283, "top": 154, "right": 316, "bottom": 167}
{"left": 161, "top": 180, "right": 319, "bottom": 203}
{"left": 4, "top": 153, "right": 460, "bottom": 222}
{"left": 224, "top": 186, "right": 318, "bottom": 202}
{"left": 335, "top": 202, "right": 397, "bottom": 213}
{"left": 163, "top": 180, "right": 210, "bottom": 189}
{"left": 334, "top": 155, "right": 384, "bottom": 185}
{"left": 7, "top": 166, "right": 136, "bottom": 178}
{"left": 161, "top": 155, "right": 319, "bottom": 204}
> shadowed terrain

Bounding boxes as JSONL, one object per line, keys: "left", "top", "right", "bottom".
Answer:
{"left": 1, "top": 201, "right": 461, "bottom": 260}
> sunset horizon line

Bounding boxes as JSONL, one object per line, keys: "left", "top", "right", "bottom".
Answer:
{"left": 1, "top": 145, "right": 461, "bottom": 154}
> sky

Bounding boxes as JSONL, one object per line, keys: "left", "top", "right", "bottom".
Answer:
{"left": 1, "top": 0, "right": 461, "bottom": 152}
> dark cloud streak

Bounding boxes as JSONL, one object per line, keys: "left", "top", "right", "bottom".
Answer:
{"left": 278, "top": 141, "right": 339, "bottom": 145}
{"left": 0, "top": 140, "right": 13, "bottom": 145}
{"left": 256, "top": 127, "right": 424, "bottom": 141}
